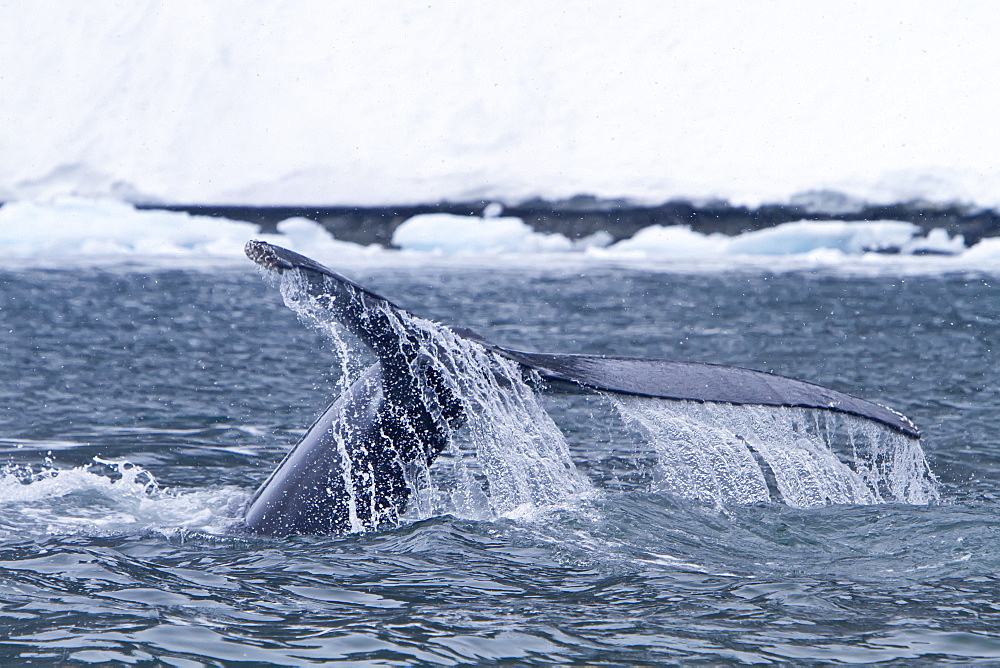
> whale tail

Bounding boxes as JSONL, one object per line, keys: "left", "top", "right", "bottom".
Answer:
{"left": 241, "top": 241, "right": 466, "bottom": 536}
{"left": 241, "top": 241, "right": 922, "bottom": 537}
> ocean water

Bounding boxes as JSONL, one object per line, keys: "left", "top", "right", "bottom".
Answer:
{"left": 2, "top": 259, "right": 999, "bottom": 664}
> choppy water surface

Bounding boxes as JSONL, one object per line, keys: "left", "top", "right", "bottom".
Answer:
{"left": 1, "top": 260, "right": 999, "bottom": 664}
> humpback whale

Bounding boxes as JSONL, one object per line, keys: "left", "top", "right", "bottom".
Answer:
{"left": 239, "top": 240, "right": 920, "bottom": 537}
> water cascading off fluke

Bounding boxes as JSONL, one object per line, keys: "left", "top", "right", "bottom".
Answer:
{"left": 611, "top": 396, "right": 939, "bottom": 508}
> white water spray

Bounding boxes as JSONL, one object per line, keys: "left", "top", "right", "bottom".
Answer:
{"left": 393, "top": 320, "right": 592, "bottom": 517}
{"left": 612, "top": 396, "right": 939, "bottom": 508}
{"left": 0, "top": 458, "right": 246, "bottom": 537}
{"left": 277, "top": 269, "right": 593, "bottom": 526}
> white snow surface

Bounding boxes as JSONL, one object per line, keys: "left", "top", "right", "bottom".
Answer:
{"left": 0, "top": 199, "right": 381, "bottom": 266}
{"left": 392, "top": 213, "right": 614, "bottom": 254}
{"left": 609, "top": 220, "right": 923, "bottom": 257}
{"left": 2, "top": 1, "right": 1000, "bottom": 209}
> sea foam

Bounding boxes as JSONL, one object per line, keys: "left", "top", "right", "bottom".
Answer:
{"left": 0, "top": 458, "right": 246, "bottom": 537}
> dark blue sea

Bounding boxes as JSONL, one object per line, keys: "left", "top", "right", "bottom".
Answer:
{"left": 2, "top": 257, "right": 999, "bottom": 664}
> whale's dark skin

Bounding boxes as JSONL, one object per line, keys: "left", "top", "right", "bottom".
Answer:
{"left": 240, "top": 362, "right": 461, "bottom": 536}
{"left": 239, "top": 241, "right": 464, "bottom": 537}
{"left": 239, "top": 240, "right": 920, "bottom": 538}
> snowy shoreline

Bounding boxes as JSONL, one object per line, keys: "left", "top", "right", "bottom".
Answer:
{"left": 130, "top": 196, "right": 1000, "bottom": 249}
{"left": 2, "top": 197, "right": 998, "bottom": 274}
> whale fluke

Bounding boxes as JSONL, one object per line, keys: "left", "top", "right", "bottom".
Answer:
{"left": 246, "top": 241, "right": 918, "bottom": 438}
{"left": 493, "top": 350, "right": 919, "bottom": 439}
{"left": 240, "top": 241, "right": 921, "bottom": 537}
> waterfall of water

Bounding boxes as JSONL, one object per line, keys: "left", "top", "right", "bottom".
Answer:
{"left": 611, "top": 395, "right": 939, "bottom": 508}
{"left": 377, "top": 304, "right": 594, "bottom": 519}
{"left": 277, "top": 269, "right": 592, "bottom": 524}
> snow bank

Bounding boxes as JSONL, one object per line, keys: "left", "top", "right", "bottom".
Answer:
{"left": 2, "top": 2, "right": 1000, "bottom": 209}
{"left": 393, "top": 213, "right": 575, "bottom": 254}
{"left": 392, "top": 208, "right": 943, "bottom": 260}
{"left": 0, "top": 199, "right": 257, "bottom": 259}
{"left": 607, "top": 220, "right": 925, "bottom": 257}
{"left": 598, "top": 220, "right": 975, "bottom": 265}
{"left": 0, "top": 198, "right": 377, "bottom": 266}
{"left": 0, "top": 199, "right": 988, "bottom": 276}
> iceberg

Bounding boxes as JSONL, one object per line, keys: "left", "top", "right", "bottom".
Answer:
{"left": 392, "top": 213, "right": 574, "bottom": 254}
{"left": 0, "top": 197, "right": 994, "bottom": 275}
{"left": 0, "top": 198, "right": 374, "bottom": 264}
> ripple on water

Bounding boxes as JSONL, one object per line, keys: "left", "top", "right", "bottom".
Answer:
{"left": 2, "top": 268, "right": 1000, "bottom": 663}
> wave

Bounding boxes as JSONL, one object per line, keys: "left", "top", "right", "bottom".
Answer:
{"left": 0, "top": 458, "right": 246, "bottom": 538}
